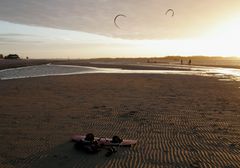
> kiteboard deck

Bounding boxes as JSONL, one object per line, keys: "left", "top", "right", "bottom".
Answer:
{"left": 72, "top": 135, "right": 137, "bottom": 147}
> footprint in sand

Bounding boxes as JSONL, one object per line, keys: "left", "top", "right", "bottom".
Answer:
{"left": 119, "top": 110, "right": 137, "bottom": 119}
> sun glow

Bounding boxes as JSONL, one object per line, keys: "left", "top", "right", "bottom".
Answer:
{"left": 1, "top": 13, "right": 240, "bottom": 58}
{"left": 118, "top": 14, "right": 240, "bottom": 57}
{"left": 195, "top": 14, "right": 240, "bottom": 56}
{"left": 206, "top": 15, "right": 240, "bottom": 41}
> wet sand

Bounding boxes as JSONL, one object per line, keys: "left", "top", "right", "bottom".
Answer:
{"left": 0, "top": 73, "right": 240, "bottom": 168}
{"left": 54, "top": 57, "right": 240, "bottom": 70}
{"left": 0, "top": 59, "right": 181, "bottom": 71}
{"left": 53, "top": 60, "right": 189, "bottom": 71}
{"left": 0, "top": 59, "right": 56, "bottom": 70}
{"left": 1, "top": 57, "right": 240, "bottom": 71}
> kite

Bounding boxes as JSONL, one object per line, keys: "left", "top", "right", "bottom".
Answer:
{"left": 165, "top": 9, "right": 175, "bottom": 17}
{"left": 114, "top": 14, "right": 127, "bottom": 29}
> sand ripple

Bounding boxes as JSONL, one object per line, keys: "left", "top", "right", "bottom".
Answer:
{"left": 0, "top": 74, "right": 239, "bottom": 167}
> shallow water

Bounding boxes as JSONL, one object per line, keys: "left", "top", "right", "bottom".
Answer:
{"left": 0, "top": 63, "right": 240, "bottom": 81}
{"left": 0, "top": 64, "right": 98, "bottom": 80}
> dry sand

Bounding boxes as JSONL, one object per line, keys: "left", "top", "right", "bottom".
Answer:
{"left": 0, "top": 73, "right": 240, "bottom": 167}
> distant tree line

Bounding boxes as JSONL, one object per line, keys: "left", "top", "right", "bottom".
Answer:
{"left": 0, "top": 54, "right": 20, "bottom": 59}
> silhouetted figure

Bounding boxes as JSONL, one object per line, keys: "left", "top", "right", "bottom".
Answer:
{"left": 181, "top": 59, "right": 183, "bottom": 65}
{"left": 188, "top": 59, "right": 192, "bottom": 65}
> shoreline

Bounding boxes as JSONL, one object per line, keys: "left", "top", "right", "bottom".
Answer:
{"left": 1, "top": 58, "right": 240, "bottom": 71}
{"left": 2, "top": 61, "right": 240, "bottom": 82}
{"left": 0, "top": 59, "right": 59, "bottom": 70}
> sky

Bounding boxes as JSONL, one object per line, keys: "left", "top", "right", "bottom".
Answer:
{"left": 0, "top": 0, "right": 240, "bottom": 59}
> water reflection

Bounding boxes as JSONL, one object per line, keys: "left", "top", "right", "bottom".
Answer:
{"left": 0, "top": 64, "right": 98, "bottom": 80}
{"left": 0, "top": 64, "right": 240, "bottom": 81}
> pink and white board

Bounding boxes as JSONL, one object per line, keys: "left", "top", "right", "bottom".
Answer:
{"left": 72, "top": 135, "right": 137, "bottom": 147}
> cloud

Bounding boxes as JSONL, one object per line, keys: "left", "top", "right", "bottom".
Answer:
{"left": 0, "top": 33, "right": 42, "bottom": 44}
{"left": 0, "top": 0, "right": 239, "bottom": 39}
{"left": 0, "top": 38, "right": 42, "bottom": 44}
{"left": 0, "top": 33, "right": 37, "bottom": 37}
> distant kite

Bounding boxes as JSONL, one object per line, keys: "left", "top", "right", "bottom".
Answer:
{"left": 114, "top": 14, "right": 127, "bottom": 29}
{"left": 165, "top": 9, "right": 175, "bottom": 17}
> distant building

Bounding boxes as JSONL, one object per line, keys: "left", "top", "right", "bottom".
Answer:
{"left": 4, "top": 54, "right": 20, "bottom": 59}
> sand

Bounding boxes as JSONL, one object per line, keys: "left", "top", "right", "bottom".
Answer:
{"left": 0, "top": 71, "right": 240, "bottom": 168}
{"left": 54, "top": 57, "right": 240, "bottom": 70}
{"left": 0, "top": 59, "right": 56, "bottom": 70}
{"left": 53, "top": 60, "right": 189, "bottom": 71}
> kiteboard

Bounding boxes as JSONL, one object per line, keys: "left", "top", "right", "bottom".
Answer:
{"left": 72, "top": 135, "right": 137, "bottom": 147}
